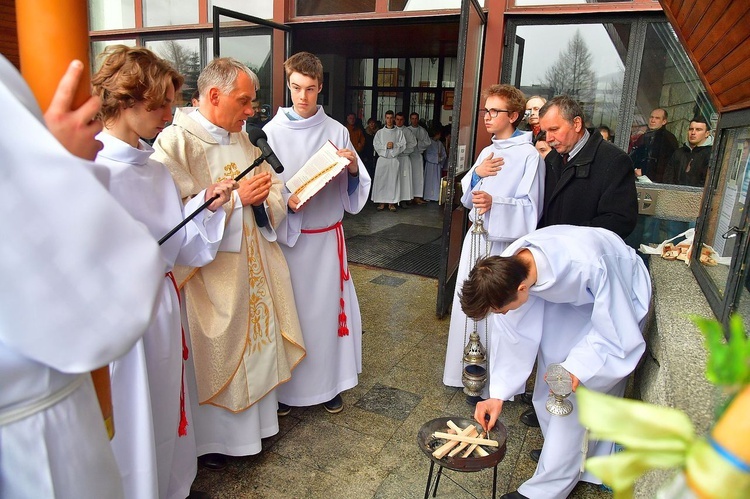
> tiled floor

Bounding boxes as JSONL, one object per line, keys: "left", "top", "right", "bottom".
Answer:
{"left": 192, "top": 201, "right": 610, "bottom": 498}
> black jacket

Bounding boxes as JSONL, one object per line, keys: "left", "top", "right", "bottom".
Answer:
{"left": 662, "top": 143, "right": 712, "bottom": 187}
{"left": 539, "top": 132, "right": 638, "bottom": 239}
{"left": 629, "top": 127, "right": 679, "bottom": 183}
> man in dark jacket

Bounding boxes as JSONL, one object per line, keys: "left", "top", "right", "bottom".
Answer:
{"left": 515, "top": 95, "right": 638, "bottom": 433}
{"left": 628, "top": 108, "right": 679, "bottom": 183}
{"left": 663, "top": 116, "right": 712, "bottom": 187}
{"left": 538, "top": 95, "right": 638, "bottom": 239}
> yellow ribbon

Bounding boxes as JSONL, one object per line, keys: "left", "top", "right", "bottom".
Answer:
{"left": 577, "top": 387, "right": 750, "bottom": 499}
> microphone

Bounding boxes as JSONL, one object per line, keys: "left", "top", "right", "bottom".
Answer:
{"left": 247, "top": 127, "right": 284, "bottom": 173}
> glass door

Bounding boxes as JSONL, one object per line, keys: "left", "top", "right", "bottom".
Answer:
{"left": 436, "top": 0, "right": 486, "bottom": 317}
{"left": 212, "top": 6, "right": 291, "bottom": 121}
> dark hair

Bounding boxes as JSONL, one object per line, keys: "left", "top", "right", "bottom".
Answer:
{"left": 284, "top": 51, "right": 324, "bottom": 84}
{"left": 539, "top": 95, "right": 586, "bottom": 125}
{"left": 691, "top": 114, "right": 711, "bottom": 131}
{"left": 395, "top": 111, "right": 406, "bottom": 119}
{"left": 459, "top": 255, "right": 529, "bottom": 320}
{"left": 534, "top": 130, "right": 547, "bottom": 143}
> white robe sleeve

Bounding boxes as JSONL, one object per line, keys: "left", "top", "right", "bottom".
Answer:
{"left": 0, "top": 64, "right": 162, "bottom": 372}
{"left": 338, "top": 134, "right": 372, "bottom": 214}
{"left": 560, "top": 255, "right": 647, "bottom": 392}
{"left": 483, "top": 153, "right": 545, "bottom": 243}
{"left": 217, "top": 190, "right": 244, "bottom": 252}
{"left": 487, "top": 297, "right": 545, "bottom": 400}
{"left": 460, "top": 148, "right": 492, "bottom": 209}
{"left": 175, "top": 187, "right": 227, "bottom": 267}
{"left": 402, "top": 127, "right": 417, "bottom": 155}
{"left": 417, "top": 127, "right": 431, "bottom": 153}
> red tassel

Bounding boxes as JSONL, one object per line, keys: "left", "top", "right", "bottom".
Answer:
{"left": 338, "top": 298, "right": 349, "bottom": 337}
{"left": 178, "top": 333, "right": 189, "bottom": 437}
{"left": 301, "top": 221, "right": 352, "bottom": 339}
{"left": 167, "top": 271, "right": 189, "bottom": 437}
{"left": 178, "top": 397, "right": 188, "bottom": 436}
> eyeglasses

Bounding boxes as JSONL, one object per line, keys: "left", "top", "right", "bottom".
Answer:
{"left": 479, "top": 108, "right": 510, "bottom": 119}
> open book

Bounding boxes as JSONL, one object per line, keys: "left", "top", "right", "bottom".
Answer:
{"left": 285, "top": 140, "right": 350, "bottom": 208}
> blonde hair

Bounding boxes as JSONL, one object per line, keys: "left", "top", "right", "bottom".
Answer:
{"left": 482, "top": 84, "right": 527, "bottom": 126}
{"left": 92, "top": 45, "right": 184, "bottom": 124}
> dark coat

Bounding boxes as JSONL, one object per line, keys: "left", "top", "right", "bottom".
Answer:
{"left": 629, "top": 127, "right": 679, "bottom": 183}
{"left": 539, "top": 131, "right": 638, "bottom": 239}
{"left": 662, "top": 143, "right": 712, "bottom": 187}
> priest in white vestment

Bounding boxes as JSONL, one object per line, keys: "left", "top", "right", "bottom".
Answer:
{"left": 371, "top": 111, "right": 406, "bottom": 211}
{"left": 395, "top": 112, "right": 416, "bottom": 204}
{"left": 443, "top": 85, "right": 545, "bottom": 396}
{"left": 408, "top": 112, "right": 432, "bottom": 203}
{"left": 0, "top": 55, "right": 163, "bottom": 498}
{"left": 92, "top": 46, "right": 237, "bottom": 499}
{"left": 264, "top": 52, "right": 371, "bottom": 413}
{"left": 462, "top": 225, "right": 651, "bottom": 499}
{"left": 152, "top": 58, "right": 305, "bottom": 467}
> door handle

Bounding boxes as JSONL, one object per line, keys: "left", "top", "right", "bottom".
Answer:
{"left": 721, "top": 226, "right": 747, "bottom": 240}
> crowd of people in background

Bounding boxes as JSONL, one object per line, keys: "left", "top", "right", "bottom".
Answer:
{"left": 3, "top": 29, "right": 715, "bottom": 498}
{"left": 339, "top": 111, "right": 451, "bottom": 210}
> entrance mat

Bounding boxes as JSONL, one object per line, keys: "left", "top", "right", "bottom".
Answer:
{"left": 346, "top": 236, "right": 420, "bottom": 268}
{"left": 373, "top": 223, "right": 443, "bottom": 245}
{"left": 347, "top": 235, "right": 441, "bottom": 279}
{"left": 386, "top": 242, "right": 441, "bottom": 278}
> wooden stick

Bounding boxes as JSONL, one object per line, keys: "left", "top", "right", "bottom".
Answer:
{"left": 448, "top": 426, "right": 479, "bottom": 457}
{"left": 432, "top": 423, "right": 474, "bottom": 459}
{"left": 432, "top": 431, "right": 499, "bottom": 447}
{"left": 446, "top": 420, "right": 489, "bottom": 457}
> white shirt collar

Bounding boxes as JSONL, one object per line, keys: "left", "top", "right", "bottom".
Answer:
{"left": 188, "top": 109, "right": 231, "bottom": 145}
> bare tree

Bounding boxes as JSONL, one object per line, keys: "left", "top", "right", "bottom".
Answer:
{"left": 152, "top": 40, "right": 201, "bottom": 102}
{"left": 544, "top": 30, "right": 597, "bottom": 105}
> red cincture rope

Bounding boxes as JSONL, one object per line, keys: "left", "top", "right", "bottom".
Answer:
{"left": 166, "top": 271, "right": 189, "bottom": 437}
{"left": 300, "top": 220, "right": 350, "bottom": 336}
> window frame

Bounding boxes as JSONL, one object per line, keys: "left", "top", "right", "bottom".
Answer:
{"left": 692, "top": 107, "right": 750, "bottom": 326}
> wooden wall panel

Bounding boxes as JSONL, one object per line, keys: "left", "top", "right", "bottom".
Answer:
{"left": 691, "top": 3, "right": 745, "bottom": 62}
{"left": 0, "top": 0, "right": 19, "bottom": 69}
{"left": 661, "top": 0, "right": 750, "bottom": 112}
{"left": 701, "top": 10, "right": 750, "bottom": 71}
{"left": 689, "top": 0, "right": 729, "bottom": 45}
{"left": 680, "top": 1, "right": 707, "bottom": 37}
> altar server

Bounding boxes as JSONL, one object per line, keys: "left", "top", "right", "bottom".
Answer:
{"left": 462, "top": 225, "right": 651, "bottom": 499}
{"left": 371, "top": 110, "right": 406, "bottom": 211}
{"left": 442, "top": 84, "right": 545, "bottom": 395}
{"left": 0, "top": 56, "right": 162, "bottom": 498}
{"left": 264, "top": 51, "right": 371, "bottom": 414}
{"left": 92, "top": 46, "right": 236, "bottom": 499}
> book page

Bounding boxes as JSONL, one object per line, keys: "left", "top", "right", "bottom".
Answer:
{"left": 286, "top": 140, "right": 349, "bottom": 207}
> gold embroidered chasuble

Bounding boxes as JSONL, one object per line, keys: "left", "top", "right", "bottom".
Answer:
{"left": 152, "top": 109, "right": 305, "bottom": 412}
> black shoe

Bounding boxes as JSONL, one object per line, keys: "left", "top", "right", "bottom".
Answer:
{"left": 501, "top": 491, "right": 529, "bottom": 499}
{"left": 187, "top": 490, "right": 212, "bottom": 499}
{"left": 518, "top": 390, "right": 533, "bottom": 405}
{"left": 520, "top": 407, "right": 540, "bottom": 427}
{"left": 529, "top": 448, "right": 542, "bottom": 463}
{"left": 323, "top": 394, "right": 343, "bottom": 414}
{"left": 198, "top": 453, "right": 228, "bottom": 471}
{"left": 277, "top": 402, "right": 291, "bottom": 417}
{"left": 465, "top": 395, "right": 485, "bottom": 407}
